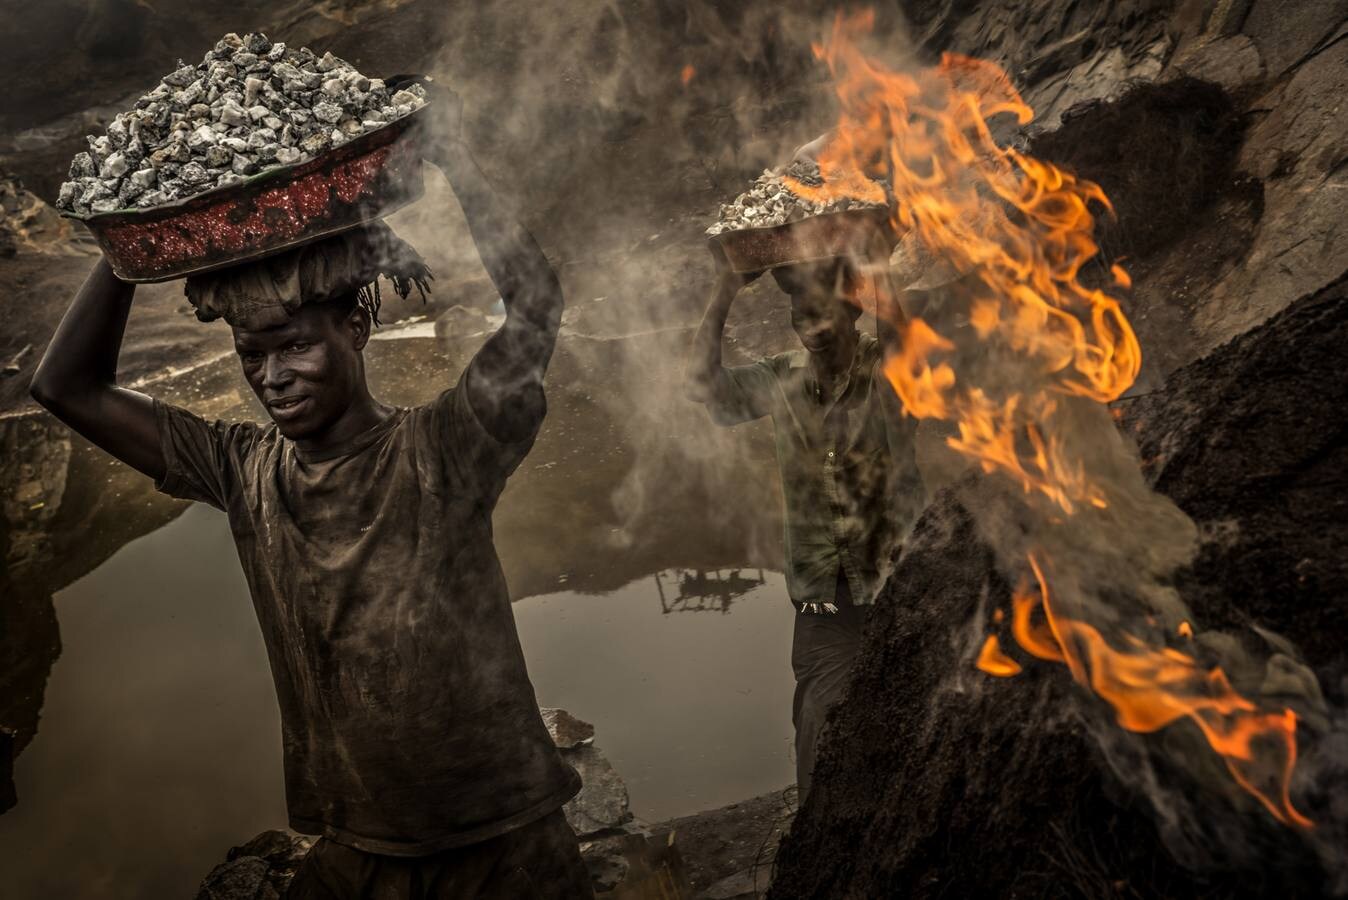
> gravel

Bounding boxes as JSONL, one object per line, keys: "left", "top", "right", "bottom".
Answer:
{"left": 705, "top": 158, "right": 888, "bottom": 236}
{"left": 56, "top": 32, "right": 428, "bottom": 216}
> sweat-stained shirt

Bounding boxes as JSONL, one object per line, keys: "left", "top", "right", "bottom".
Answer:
{"left": 152, "top": 373, "right": 580, "bottom": 856}
{"left": 704, "top": 333, "right": 927, "bottom": 608}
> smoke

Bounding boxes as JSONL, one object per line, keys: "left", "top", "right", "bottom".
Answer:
{"left": 367, "top": 2, "right": 925, "bottom": 572}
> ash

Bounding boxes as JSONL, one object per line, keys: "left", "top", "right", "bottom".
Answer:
{"left": 55, "top": 32, "right": 428, "bottom": 217}
{"left": 705, "top": 158, "right": 887, "bottom": 236}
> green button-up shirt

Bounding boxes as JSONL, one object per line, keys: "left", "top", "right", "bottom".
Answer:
{"left": 706, "top": 334, "right": 927, "bottom": 607}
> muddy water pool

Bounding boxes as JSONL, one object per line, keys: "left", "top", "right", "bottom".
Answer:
{"left": 0, "top": 502, "right": 794, "bottom": 899}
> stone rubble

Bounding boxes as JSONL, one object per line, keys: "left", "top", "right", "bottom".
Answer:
{"left": 705, "top": 158, "right": 888, "bottom": 237}
{"left": 56, "top": 32, "right": 428, "bottom": 217}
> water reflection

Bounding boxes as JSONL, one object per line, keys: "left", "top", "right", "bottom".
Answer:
{"left": 515, "top": 570, "right": 794, "bottom": 823}
{"left": 0, "top": 497, "right": 794, "bottom": 898}
{"left": 654, "top": 568, "right": 768, "bottom": 615}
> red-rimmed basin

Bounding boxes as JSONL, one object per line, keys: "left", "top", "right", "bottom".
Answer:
{"left": 61, "top": 106, "right": 427, "bottom": 283}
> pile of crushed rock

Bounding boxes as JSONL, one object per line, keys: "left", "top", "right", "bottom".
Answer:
{"left": 705, "top": 158, "right": 888, "bottom": 236}
{"left": 57, "top": 32, "right": 427, "bottom": 216}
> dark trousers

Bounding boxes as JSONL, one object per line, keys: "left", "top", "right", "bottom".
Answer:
{"left": 791, "top": 602, "right": 869, "bottom": 803}
{"left": 286, "top": 810, "right": 594, "bottom": 900}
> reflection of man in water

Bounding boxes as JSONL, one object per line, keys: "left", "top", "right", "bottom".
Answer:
{"left": 31, "top": 89, "right": 592, "bottom": 898}
{"left": 686, "top": 253, "right": 925, "bottom": 802}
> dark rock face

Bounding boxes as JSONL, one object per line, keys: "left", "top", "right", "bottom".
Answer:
{"left": 767, "top": 274, "right": 1348, "bottom": 899}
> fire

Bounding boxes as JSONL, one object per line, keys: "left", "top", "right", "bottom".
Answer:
{"left": 976, "top": 634, "right": 1022, "bottom": 677}
{"left": 1013, "top": 555, "right": 1311, "bottom": 829}
{"left": 791, "top": 10, "right": 1311, "bottom": 828}
{"left": 680, "top": 64, "right": 696, "bottom": 87}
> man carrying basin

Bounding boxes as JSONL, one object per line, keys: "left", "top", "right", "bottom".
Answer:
{"left": 687, "top": 154, "right": 928, "bottom": 804}
{"left": 33, "top": 52, "right": 591, "bottom": 900}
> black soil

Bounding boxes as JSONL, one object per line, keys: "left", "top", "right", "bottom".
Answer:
{"left": 767, "top": 271, "right": 1348, "bottom": 899}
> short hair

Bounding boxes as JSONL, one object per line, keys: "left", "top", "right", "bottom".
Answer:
{"left": 321, "top": 289, "right": 376, "bottom": 326}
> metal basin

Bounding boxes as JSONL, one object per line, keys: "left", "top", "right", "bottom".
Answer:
{"left": 61, "top": 107, "right": 427, "bottom": 283}
{"left": 709, "top": 207, "right": 894, "bottom": 274}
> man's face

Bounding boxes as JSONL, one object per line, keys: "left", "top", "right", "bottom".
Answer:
{"left": 231, "top": 303, "right": 368, "bottom": 440}
{"left": 773, "top": 262, "right": 859, "bottom": 357}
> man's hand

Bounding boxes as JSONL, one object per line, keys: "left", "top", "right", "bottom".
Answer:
{"left": 389, "top": 74, "right": 463, "bottom": 168}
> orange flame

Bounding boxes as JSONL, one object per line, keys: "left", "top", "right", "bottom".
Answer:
{"left": 680, "top": 64, "right": 696, "bottom": 87}
{"left": 977, "top": 634, "right": 1023, "bottom": 676}
{"left": 795, "top": 10, "right": 1310, "bottom": 828}
{"left": 790, "top": 11, "right": 1139, "bottom": 516}
{"left": 1011, "top": 554, "right": 1312, "bottom": 828}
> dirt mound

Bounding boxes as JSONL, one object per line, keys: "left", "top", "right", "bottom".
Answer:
{"left": 768, "top": 271, "right": 1348, "bottom": 899}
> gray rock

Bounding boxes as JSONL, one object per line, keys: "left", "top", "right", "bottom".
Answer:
{"left": 244, "top": 77, "right": 267, "bottom": 107}
{"left": 117, "top": 178, "right": 145, "bottom": 203}
{"left": 173, "top": 82, "right": 204, "bottom": 109}
{"left": 107, "top": 118, "right": 129, "bottom": 148}
{"left": 562, "top": 745, "right": 632, "bottom": 837}
{"left": 299, "top": 132, "right": 330, "bottom": 155}
{"left": 232, "top": 153, "right": 257, "bottom": 176}
{"left": 100, "top": 151, "right": 129, "bottom": 178}
{"left": 179, "top": 162, "right": 210, "bottom": 184}
{"left": 187, "top": 125, "right": 218, "bottom": 150}
{"left": 214, "top": 33, "right": 243, "bottom": 54}
{"left": 68, "top": 152, "right": 96, "bottom": 179}
{"left": 220, "top": 136, "right": 250, "bottom": 153}
{"left": 150, "top": 142, "right": 190, "bottom": 165}
{"left": 316, "top": 51, "right": 340, "bottom": 72}
{"left": 219, "top": 101, "right": 248, "bottom": 128}
{"left": 130, "top": 168, "right": 157, "bottom": 189}
{"left": 312, "top": 102, "right": 342, "bottom": 124}
{"left": 274, "top": 147, "right": 302, "bottom": 165}
{"left": 163, "top": 64, "right": 199, "bottom": 88}
{"left": 541, "top": 708, "right": 595, "bottom": 748}
{"left": 204, "top": 146, "right": 233, "bottom": 168}
{"left": 247, "top": 104, "right": 271, "bottom": 122}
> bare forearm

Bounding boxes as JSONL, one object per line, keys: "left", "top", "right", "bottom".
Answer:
{"left": 432, "top": 141, "right": 564, "bottom": 439}
{"left": 686, "top": 279, "right": 739, "bottom": 401}
{"left": 32, "top": 259, "right": 134, "bottom": 398}
{"left": 433, "top": 141, "right": 558, "bottom": 323}
{"left": 31, "top": 258, "right": 164, "bottom": 480}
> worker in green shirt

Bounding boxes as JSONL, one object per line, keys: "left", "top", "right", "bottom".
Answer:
{"left": 686, "top": 249, "right": 926, "bottom": 802}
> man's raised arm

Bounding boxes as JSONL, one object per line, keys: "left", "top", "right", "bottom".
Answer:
{"left": 424, "top": 92, "right": 562, "bottom": 445}
{"left": 29, "top": 258, "right": 166, "bottom": 481}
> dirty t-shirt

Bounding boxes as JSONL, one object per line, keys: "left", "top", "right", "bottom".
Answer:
{"left": 704, "top": 334, "right": 927, "bottom": 608}
{"left": 152, "top": 374, "right": 580, "bottom": 856}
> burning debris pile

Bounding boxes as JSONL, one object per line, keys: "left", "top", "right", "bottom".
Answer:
{"left": 769, "top": 272, "right": 1348, "bottom": 899}
{"left": 757, "top": 10, "right": 1344, "bottom": 897}
{"left": 55, "top": 32, "right": 427, "bottom": 216}
{"left": 704, "top": 158, "right": 887, "bottom": 236}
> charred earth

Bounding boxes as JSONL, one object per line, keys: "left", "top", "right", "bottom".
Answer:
{"left": 768, "top": 272, "right": 1348, "bottom": 899}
